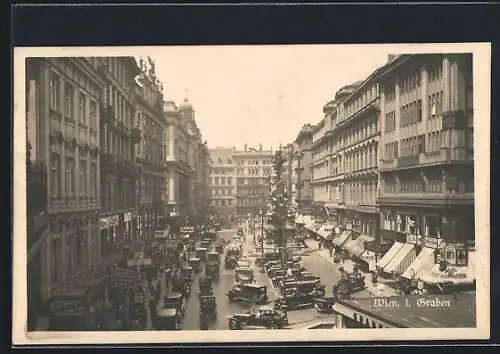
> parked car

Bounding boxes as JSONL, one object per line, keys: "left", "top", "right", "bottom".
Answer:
{"left": 274, "top": 292, "right": 320, "bottom": 311}
{"left": 155, "top": 308, "right": 183, "bottom": 330}
{"left": 200, "top": 295, "right": 217, "bottom": 320}
{"left": 163, "top": 292, "right": 186, "bottom": 318}
{"left": 332, "top": 272, "right": 366, "bottom": 299}
{"left": 199, "top": 276, "right": 214, "bottom": 298}
{"left": 205, "top": 262, "right": 220, "bottom": 279}
{"left": 227, "top": 283, "right": 268, "bottom": 304}
{"left": 228, "top": 306, "right": 288, "bottom": 330}
{"left": 171, "top": 277, "right": 191, "bottom": 298}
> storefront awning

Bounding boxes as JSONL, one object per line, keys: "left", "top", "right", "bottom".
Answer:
{"left": 343, "top": 234, "right": 376, "bottom": 258}
{"left": 333, "top": 230, "right": 351, "bottom": 247}
{"left": 401, "top": 247, "right": 436, "bottom": 280}
{"left": 376, "top": 241, "right": 404, "bottom": 269}
{"left": 383, "top": 243, "right": 417, "bottom": 275}
{"left": 420, "top": 251, "right": 477, "bottom": 286}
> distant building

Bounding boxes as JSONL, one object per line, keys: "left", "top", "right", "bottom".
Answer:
{"left": 292, "top": 124, "right": 315, "bottom": 214}
{"left": 207, "top": 145, "right": 273, "bottom": 218}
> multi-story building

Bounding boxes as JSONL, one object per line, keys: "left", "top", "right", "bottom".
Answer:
{"left": 208, "top": 147, "right": 237, "bottom": 220}
{"left": 293, "top": 124, "right": 315, "bottom": 214}
{"left": 376, "top": 53, "right": 475, "bottom": 278}
{"left": 330, "top": 75, "right": 381, "bottom": 239}
{"left": 233, "top": 145, "right": 273, "bottom": 217}
{"left": 26, "top": 57, "right": 106, "bottom": 329}
{"left": 194, "top": 141, "right": 210, "bottom": 225}
{"left": 97, "top": 57, "right": 141, "bottom": 259}
{"left": 310, "top": 118, "right": 330, "bottom": 221}
{"left": 135, "top": 58, "right": 168, "bottom": 239}
{"left": 163, "top": 98, "right": 206, "bottom": 232}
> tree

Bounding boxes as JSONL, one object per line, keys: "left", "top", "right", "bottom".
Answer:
{"left": 265, "top": 146, "right": 296, "bottom": 246}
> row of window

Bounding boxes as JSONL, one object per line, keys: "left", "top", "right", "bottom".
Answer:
{"left": 211, "top": 199, "right": 233, "bottom": 207}
{"left": 210, "top": 167, "right": 234, "bottom": 174}
{"left": 211, "top": 187, "right": 234, "bottom": 195}
{"left": 102, "top": 179, "right": 135, "bottom": 211}
{"left": 234, "top": 159, "right": 272, "bottom": 166}
{"left": 341, "top": 85, "right": 378, "bottom": 122}
{"left": 102, "top": 126, "right": 133, "bottom": 160}
{"left": 344, "top": 180, "right": 378, "bottom": 206}
{"left": 50, "top": 150, "right": 98, "bottom": 199}
{"left": 50, "top": 72, "right": 99, "bottom": 131}
{"left": 400, "top": 99, "right": 423, "bottom": 127}
{"left": 384, "top": 131, "right": 450, "bottom": 159}
{"left": 211, "top": 176, "right": 233, "bottom": 185}
{"left": 385, "top": 111, "right": 396, "bottom": 132}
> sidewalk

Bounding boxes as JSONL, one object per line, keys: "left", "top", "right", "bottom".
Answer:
{"left": 305, "top": 239, "right": 399, "bottom": 297}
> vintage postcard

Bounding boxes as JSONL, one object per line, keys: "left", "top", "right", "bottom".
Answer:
{"left": 13, "top": 43, "right": 490, "bottom": 344}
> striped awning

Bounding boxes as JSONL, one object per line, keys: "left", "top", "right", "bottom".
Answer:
{"left": 343, "top": 234, "right": 376, "bottom": 258}
{"left": 333, "top": 230, "right": 351, "bottom": 247}
{"left": 383, "top": 243, "right": 417, "bottom": 275}
{"left": 376, "top": 241, "right": 404, "bottom": 269}
{"left": 401, "top": 247, "right": 436, "bottom": 280}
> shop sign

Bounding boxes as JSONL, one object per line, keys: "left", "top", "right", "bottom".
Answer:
{"left": 50, "top": 300, "right": 85, "bottom": 315}
{"left": 424, "top": 237, "right": 441, "bottom": 249}
{"left": 180, "top": 226, "right": 195, "bottom": 233}
{"left": 431, "top": 266, "right": 468, "bottom": 279}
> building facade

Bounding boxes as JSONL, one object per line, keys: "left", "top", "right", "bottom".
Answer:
{"left": 135, "top": 58, "right": 168, "bottom": 239}
{"left": 26, "top": 57, "right": 107, "bottom": 328}
{"left": 377, "top": 54, "right": 474, "bottom": 272}
{"left": 97, "top": 57, "right": 141, "bottom": 260}
{"left": 233, "top": 146, "right": 273, "bottom": 217}
{"left": 331, "top": 76, "right": 381, "bottom": 238}
{"left": 292, "top": 124, "right": 315, "bottom": 214}
{"left": 208, "top": 147, "right": 237, "bottom": 220}
{"left": 163, "top": 98, "right": 206, "bottom": 233}
{"left": 310, "top": 118, "right": 330, "bottom": 220}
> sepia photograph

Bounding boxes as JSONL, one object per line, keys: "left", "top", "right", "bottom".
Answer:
{"left": 13, "top": 43, "right": 490, "bottom": 344}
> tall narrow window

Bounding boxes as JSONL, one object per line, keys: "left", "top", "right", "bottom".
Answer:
{"left": 91, "top": 163, "right": 97, "bottom": 199}
{"left": 80, "top": 159, "right": 86, "bottom": 197}
{"left": 66, "top": 157, "right": 75, "bottom": 197}
{"left": 89, "top": 100, "right": 97, "bottom": 130}
{"left": 50, "top": 73, "right": 60, "bottom": 111}
{"left": 50, "top": 152, "right": 61, "bottom": 196}
{"left": 64, "top": 83, "right": 74, "bottom": 118}
{"left": 79, "top": 92, "right": 87, "bottom": 125}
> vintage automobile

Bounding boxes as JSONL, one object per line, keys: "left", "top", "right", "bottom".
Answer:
{"left": 205, "top": 262, "right": 220, "bottom": 279}
{"left": 215, "top": 243, "right": 224, "bottom": 254}
{"left": 163, "top": 292, "right": 186, "bottom": 317}
{"left": 236, "top": 259, "right": 250, "bottom": 268}
{"left": 333, "top": 272, "right": 366, "bottom": 299}
{"left": 224, "top": 255, "right": 238, "bottom": 269}
{"left": 267, "top": 266, "right": 284, "bottom": 278}
{"left": 199, "top": 276, "right": 214, "bottom": 298}
{"left": 279, "top": 279, "right": 324, "bottom": 293}
{"left": 200, "top": 240, "right": 211, "bottom": 249}
{"left": 314, "top": 296, "right": 336, "bottom": 314}
{"left": 237, "top": 228, "right": 244, "bottom": 236}
{"left": 155, "top": 308, "right": 183, "bottom": 330}
{"left": 264, "top": 260, "right": 280, "bottom": 271}
{"left": 228, "top": 306, "right": 288, "bottom": 330}
{"left": 188, "top": 257, "right": 201, "bottom": 273}
{"left": 200, "top": 295, "right": 217, "bottom": 320}
{"left": 263, "top": 251, "right": 281, "bottom": 264}
{"left": 195, "top": 248, "right": 208, "bottom": 262}
{"left": 171, "top": 276, "right": 191, "bottom": 297}
{"left": 227, "top": 283, "right": 268, "bottom": 304}
{"left": 235, "top": 267, "right": 254, "bottom": 282}
{"left": 180, "top": 266, "right": 194, "bottom": 282}
{"left": 274, "top": 292, "right": 320, "bottom": 311}
{"left": 207, "top": 251, "right": 220, "bottom": 264}
{"left": 214, "top": 223, "right": 221, "bottom": 231}
{"left": 226, "top": 245, "right": 241, "bottom": 257}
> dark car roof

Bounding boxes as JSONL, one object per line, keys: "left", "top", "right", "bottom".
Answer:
{"left": 157, "top": 308, "right": 177, "bottom": 317}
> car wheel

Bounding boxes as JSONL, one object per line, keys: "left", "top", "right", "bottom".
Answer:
{"left": 229, "top": 319, "right": 239, "bottom": 330}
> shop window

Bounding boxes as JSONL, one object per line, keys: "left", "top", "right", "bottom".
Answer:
{"left": 50, "top": 72, "right": 60, "bottom": 111}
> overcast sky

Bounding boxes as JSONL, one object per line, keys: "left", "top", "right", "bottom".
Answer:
{"left": 133, "top": 45, "right": 394, "bottom": 151}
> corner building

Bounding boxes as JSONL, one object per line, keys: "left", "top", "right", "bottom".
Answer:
{"left": 377, "top": 54, "right": 475, "bottom": 278}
